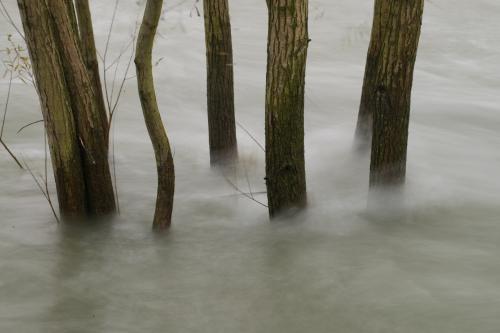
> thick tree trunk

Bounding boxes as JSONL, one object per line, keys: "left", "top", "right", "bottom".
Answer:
{"left": 203, "top": 0, "right": 238, "bottom": 166}
{"left": 17, "top": 0, "right": 87, "bottom": 218}
{"left": 47, "top": 0, "right": 116, "bottom": 215}
{"left": 74, "top": 0, "right": 109, "bottom": 139}
{"left": 362, "top": 0, "right": 424, "bottom": 187}
{"left": 64, "top": 0, "right": 79, "bottom": 37}
{"left": 135, "top": 0, "right": 175, "bottom": 230}
{"left": 265, "top": 0, "right": 309, "bottom": 218}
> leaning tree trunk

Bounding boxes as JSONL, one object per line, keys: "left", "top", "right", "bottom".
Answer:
{"left": 63, "top": 0, "right": 79, "bottom": 36}
{"left": 47, "top": 0, "right": 116, "bottom": 215}
{"left": 265, "top": 0, "right": 309, "bottom": 218}
{"left": 362, "top": 0, "right": 424, "bottom": 187}
{"left": 135, "top": 0, "right": 175, "bottom": 230}
{"left": 74, "top": 0, "right": 110, "bottom": 140}
{"left": 355, "top": 0, "right": 424, "bottom": 149}
{"left": 17, "top": 0, "right": 88, "bottom": 218}
{"left": 203, "top": 0, "right": 238, "bottom": 166}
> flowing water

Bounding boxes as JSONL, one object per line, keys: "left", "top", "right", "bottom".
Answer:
{"left": 1, "top": 0, "right": 499, "bottom": 332}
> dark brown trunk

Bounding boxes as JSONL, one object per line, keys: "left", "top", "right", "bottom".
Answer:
{"left": 362, "top": 0, "right": 424, "bottom": 187}
{"left": 135, "top": 0, "right": 175, "bottom": 230}
{"left": 265, "top": 0, "right": 309, "bottom": 218}
{"left": 47, "top": 0, "right": 116, "bottom": 215}
{"left": 17, "top": 0, "right": 88, "bottom": 218}
{"left": 203, "top": 0, "right": 238, "bottom": 166}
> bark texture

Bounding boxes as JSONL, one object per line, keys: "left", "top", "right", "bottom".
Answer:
{"left": 135, "top": 0, "right": 175, "bottom": 230}
{"left": 362, "top": 0, "right": 424, "bottom": 187}
{"left": 17, "top": 0, "right": 87, "bottom": 217}
{"left": 265, "top": 0, "right": 309, "bottom": 217}
{"left": 203, "top": 0, "right": 238, "bottom": 165}
{"left": 47, "top": 0, "right": 116, "bottom": 215}
{"left": 64, "top": 0, "right": 79, "bottom": 37}
{"left": 74, "top": 0, "right": 109, "bottom": 137}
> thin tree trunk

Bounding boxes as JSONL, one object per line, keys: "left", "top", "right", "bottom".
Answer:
{"left": 17, "top": 0, "right": 88, "bottom": 218}
{"left": 74, "top": 0, "right": 109, "bottom": 139}
{"left": 362, "top": 0, "right": 424, "bottom": 187}
{"left": 203, "top": 0, "right": 238, "bottom": 166}
{"left": 47, "top": 0, "right": 116, "bottom": 215}
{"left": 135, "top": 0, "right": 175, "bottom": 230}
{"left": 265, "top": 0, "right": 309, "bottom": 218}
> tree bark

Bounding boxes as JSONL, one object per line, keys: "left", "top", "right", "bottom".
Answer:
{"left": 203, "top": 0, "right": 238, "bottom": 166}
{"left": 265, "top": 0, "right": 309, "bottom": 218}
{"left": 64, "top": 0, "right": 79, "bottom": 37}
{"left": 361, "top": 0, "right": 424, "bottom": 187}
{"left": 135, "top": 0, "right": 175, "bottom": 230}
{"left": 74, "top": 0, "right": 109, "bottom": 139}
{"left": 47, "top": 0, "right": 116, "bottom": 215}
{"left": 17, "top": 0, "right": 87, "bottom": 218}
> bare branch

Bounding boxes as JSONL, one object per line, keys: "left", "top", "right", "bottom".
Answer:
{"left": 236, "top": 121, "right": 265, "bottom": 152}
{"left": 0, "top": 1, "right": 25, "bottom": 40}
{"left": 16, "top": 119, "right": 44, "bottom": 134}
{"left": 222, "top": 173, "right": 268, "bottom": 208}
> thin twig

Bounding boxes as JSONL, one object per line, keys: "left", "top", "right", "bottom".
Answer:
{"left": 0, "top": 71, "right": 13, "bottom": 137}
{"left": 236, "top": 121, "right": 265, "bottom": 152}
{"left": 242, "top": 162, "right": 254, "bottom": 199}
{"left": 102, "top": 0, "right": 120, "bottom": 117}
{"left": 42, "top": 128, "right": 58, "bottom": 222}
{"left": 16, "top": 119, "right": 44, "bottom": 134}
{"left": 23, "top": 157, "right": 60, "bottom": 223}
{"left": 0, "top": 1, "right": 25, "bottom": 40}
{"left": 109, "top": 26, "right": 138, "bottom": 119}
{"left": 111, "top": 123, "right": 120, "bottom": 214}
{"left": 0, "top": 70, "right": 23, "bottom": 169}
{"left": 223, "top": 174, "right": 268, "bottom": 208}
{"left": 0, "top": 139, "right": 23, "bottom": 168}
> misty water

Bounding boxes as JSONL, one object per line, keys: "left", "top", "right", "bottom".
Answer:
{"left": 1, "top": 0, "right": 500, "bottom": 332}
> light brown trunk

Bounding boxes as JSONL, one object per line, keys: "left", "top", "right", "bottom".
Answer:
{"left": 135, "top": 0, "right": 175, "bottom": 230}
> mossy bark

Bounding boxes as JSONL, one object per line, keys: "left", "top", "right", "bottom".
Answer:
{"left": 265, "top": 0, "right": 309, "bottom": 217}
{"left": 203, "top": 0, "right": 238, "bottom": 166}
{"left": 47, "top": 0, "right": 116, "bottom": 215}
{"left": 74, "top": 0, "right": 109, "bottom": 140}
{"left": 135, "top": 0, "right": 175, "bottom": 230}
{"left": 356, "top": 0, "right": 424, "bottom": 187}
{"left": 17, "top": 0, "right": 87, "bottom": 218}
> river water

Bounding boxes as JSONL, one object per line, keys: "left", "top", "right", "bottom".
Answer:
{"left": 1, "top": 0, "right": 499, "bottom": 332}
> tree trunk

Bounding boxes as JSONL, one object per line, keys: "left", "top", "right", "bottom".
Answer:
{"left": 64, "top": 0, "right": 79, "bottom": 37}
{"left": 203, "top": 0, "right": 238, "bottom": 166}
{"left": 135, "top": 0, "right": 175, "bottom": 230}
{"left": 17, "top": 0, "right": 88, "bottom": 218}
{"left": 362, "top": 0, "right": 424, "bottom": 187}
{"left": 47, "top": 0, "right": 116, "bottom": 215}
{"left": 265, "top": 0, "right": 309, "bottom": 218}
{"left": 74, "top": 0, "right": 109, "bottom": 139}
